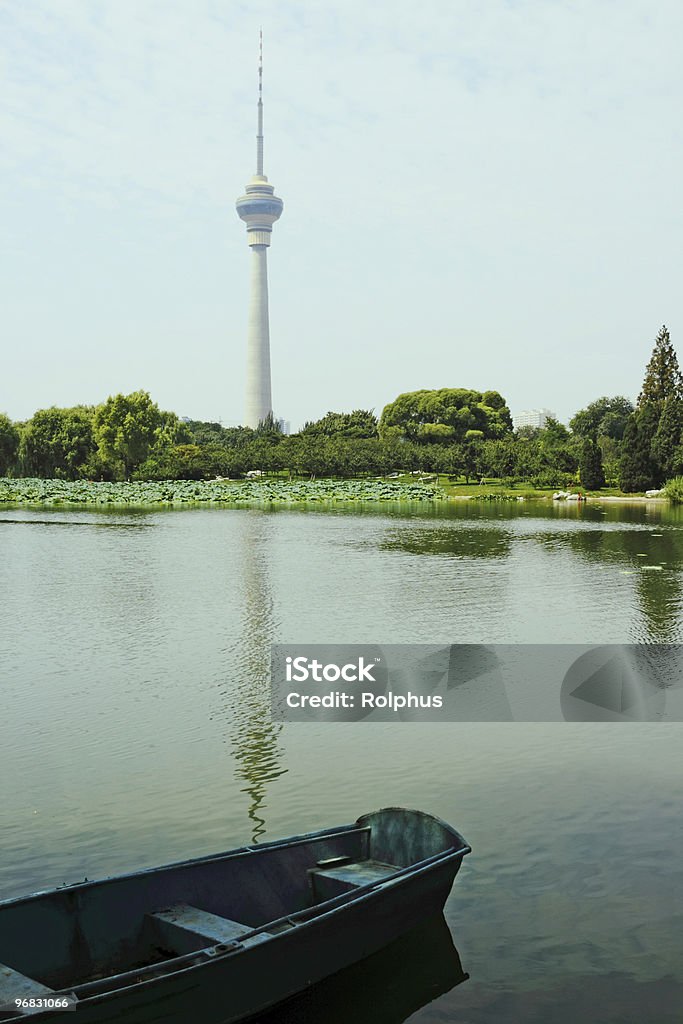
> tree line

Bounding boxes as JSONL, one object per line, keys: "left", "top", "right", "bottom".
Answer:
{"left": 1, "top": 327, "right": 682, "bottom": 492}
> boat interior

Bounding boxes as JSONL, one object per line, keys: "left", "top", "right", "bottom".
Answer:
{"left": 0, "top": 810, "right": 461, "bottom": 1006}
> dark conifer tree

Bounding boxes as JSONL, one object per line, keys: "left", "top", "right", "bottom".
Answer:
{"left": 620, "top": 326, "right": 683, "bottom": 488}
{"left": 578, "top": 438, "right": 605, "bottom": 490}
{"left": 638, "top": 325, "right": 683, "bottom": 408}
{"left": 651, "top": 397, "right": 683, "bottom": 480}
{"left": 619, "top": 406, "right": 661, "bottom": 492}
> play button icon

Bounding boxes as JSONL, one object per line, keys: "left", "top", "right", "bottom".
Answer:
{"left": 560, "top": 646, "right": 665, "bottom": 721}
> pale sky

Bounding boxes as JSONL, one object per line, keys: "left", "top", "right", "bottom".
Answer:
{"left": 2, "top": 0, "right": 682, "bottom": 428}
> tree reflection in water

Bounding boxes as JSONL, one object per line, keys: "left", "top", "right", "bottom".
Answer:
{"left": 547, "top": 523, "right": 683, "bottom": 642}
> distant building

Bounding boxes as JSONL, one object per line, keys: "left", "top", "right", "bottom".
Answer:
{"left": 514, "top": 408, "right": 556, "bottom": 431}
{"left": 277, "top": 418, "right": 290, "bottom": 435}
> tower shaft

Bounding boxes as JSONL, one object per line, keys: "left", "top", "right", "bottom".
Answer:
{"left": 235, "top": 32, "right": 283, "bottom": 430}
{"left": 245, "top": 245, "right": 272, "bottom": 427}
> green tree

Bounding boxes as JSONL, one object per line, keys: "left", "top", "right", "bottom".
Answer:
{"left": 618, "top": 326, "right": 683, "bottom": 488}
{"left": 481, "top": 390, "right": 507, "bottom": 410}
{"left": 301, "top": 409, "right": 378, "bottom": 439}
{"left": 569, "top": 396, "right": 634, "bottom": 440}
{"left": 93, "top": 391, "right": 186, "bottom": 480}
{"left": 291, "top": 435, "right": 328, "bottom": 478}
{"left": 536, "top": 419, "right": 578, "bottom": 479}
{"left": 598, "top": 436, "right": 622, "bottom": 487}
{"left": 539, "top": 417, "right": 570, "bottom": 444}
{"left": 255, "top": 411, "right": 283, "bottom": 439}
{"left": 513, "top": 438, "right": 543, "bottom": 481}
{"left": 185, "top": 420, "right": 224, "bottom": 445}
{"left": 135, "top": 444, "right": 233, "bottom": 480}
{"left": 651, "top": 397, "right": 683, "bottom": 480}
{"left": 418, "top": 423, "right": 456, "bottom": 442}
{"left": 515, "top": 425, "right": 542, "bottom": 440}
{"left": 20, "top": 406, "right": 96, "bottom": 479}
{"left": 223, "top": 426, "right": 257, "bottom": 448}
{"left": 510, "top": 423, "right": 578, "bottom": 486}
{"left": 350, "top": 439, "right": 385, "bottom": 476}
{"left": 376, "top": 438, "right": 420, "bottom": 475}
{"left": 480, "top": 439, "right": 517, "bottom": 479}
{"left": 0, "top": 413, "right": 20, "bottom": 475}
{"left": 619, "top": 406, "right": 660, "bottom": 492}
{"left": 578, "top": 438, "right": 605, "bottom": 489}
{"left": 186, "top": 422, "right": 256, "bottom": 449}
{"left": 437, "top": 444, "right": 465, "bottom": 477}
{"left": 638, "top": 325, "right": 683, "bottom": 409}
{"left": 462, "top": 440, "right": 484, "bottom": 483}
{"left": 379, "top": 388, "right": 512, "bottom": 443}
{"left": 239, "top": 437, "right": 282, "bottom": 474}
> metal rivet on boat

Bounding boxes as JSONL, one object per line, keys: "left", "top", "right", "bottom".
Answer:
{"left": 209, "top": 944, "right": 229, "bottom": 955}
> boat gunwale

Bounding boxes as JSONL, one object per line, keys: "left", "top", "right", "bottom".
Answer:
{"left": 0, "top": 823, "right": 367, "bottom": 910}
{"left": 1, "top": 807, "right": 468, "bottom": 910}
{"left": 69, "top": 841, "right": 471, "bottom": 1005}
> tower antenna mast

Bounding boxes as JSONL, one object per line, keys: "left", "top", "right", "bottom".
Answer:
{"left": 257, "top": 28, "right": 264, "bottom": 176}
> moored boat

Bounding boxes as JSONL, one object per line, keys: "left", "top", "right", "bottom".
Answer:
{"left": 0, "top": 808, "right": 470, "bottom": 1023}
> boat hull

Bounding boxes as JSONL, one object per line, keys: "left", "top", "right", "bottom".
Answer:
{"left": 58, "top": 862, "right": 456, "bottom": 1023}
{"left": 0, "top": 809, "right": 470, "bottom": 1024}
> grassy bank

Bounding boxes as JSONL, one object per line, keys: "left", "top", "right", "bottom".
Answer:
{"left": 439, "top": 479, "right": 658, "bottom": 500}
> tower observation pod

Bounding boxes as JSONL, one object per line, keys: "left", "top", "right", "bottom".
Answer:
{"left": 235, "top": 31, "right": 284, "bottom": 429}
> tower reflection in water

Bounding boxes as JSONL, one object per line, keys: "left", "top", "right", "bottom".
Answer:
{"left": 227, "top": 513, "right": 287, "bottom": 842}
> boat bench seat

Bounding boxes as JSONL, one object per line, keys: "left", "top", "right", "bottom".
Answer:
{"left": 148, "top": 904, "right": 268, "bottom": 956}
{"left": 309, "top": 858, "right": 398, "bottom": 903}
{"left": 0, "top": 962, "right": 54, "bottom": 1003}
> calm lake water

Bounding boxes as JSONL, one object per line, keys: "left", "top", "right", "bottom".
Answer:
{"left": 1, "top": 499, "right": 682, "bottom": 1023}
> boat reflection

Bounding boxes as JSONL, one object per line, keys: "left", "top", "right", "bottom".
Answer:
{"left": 247, "top": 913, "right": 468, "bottom": 1024}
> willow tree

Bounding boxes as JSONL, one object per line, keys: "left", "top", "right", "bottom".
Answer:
{"left": 94, "top": 391, "right": 189, "bottom": 480}
{"left": 19, "top": 406, "right": 96, "bottom": 479}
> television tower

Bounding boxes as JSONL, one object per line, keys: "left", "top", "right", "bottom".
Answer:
{"left": 236, "top": 31, "right": 284, "bottom": 429}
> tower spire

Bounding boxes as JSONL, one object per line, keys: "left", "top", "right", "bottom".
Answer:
{"left": 257, "top": 28, "right": 264, "bottom": 176}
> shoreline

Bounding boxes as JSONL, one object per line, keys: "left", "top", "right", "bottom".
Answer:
{"left": 0, "top": 495, "right": 671, "bottom": 509}
{"left": 585, "top": 495, "right": 667, "bottom": 503}
{"left": 445, "top": 493, "right": 668, "bottom": 503}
